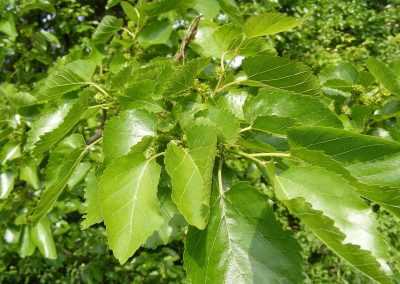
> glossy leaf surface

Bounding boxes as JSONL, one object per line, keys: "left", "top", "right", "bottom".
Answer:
{"left": 99, "top": 153, "right": 162, "bottom": 264}
{"left": 185, "top": 182, "right": 303, "bottom": 284}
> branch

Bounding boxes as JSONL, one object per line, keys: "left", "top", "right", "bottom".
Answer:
{"left": 173, "top": 14, "right": 202, "bottom": 61}
{"left": 86, "top": 109, "right": 106, "bottom": 145}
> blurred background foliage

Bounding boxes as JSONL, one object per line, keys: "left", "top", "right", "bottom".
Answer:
{"left": 0, "top": 0, "right": 399, "bottom": 283}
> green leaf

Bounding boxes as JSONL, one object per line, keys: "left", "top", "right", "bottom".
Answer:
{"left": 121, "top": 1, "right": 139, "bottom": 23}
{"left": 0, "top": 142, "right": 21, "bottom": 165}
{"left": 163, "top": 57, "right": 210, "bottom": 97}
{"left": 137, "top": 20, "right": 173, "bottom": 48}
{"left": 102, "top": 109, "right": 157, "bottom": 163}
{"left": 164, "top": 124, "right": 217, "bottom": 229}
{"left": 99, "top": 153, "right": 162, "bottom": 264}
{"left": 30, "top": 134, "right": 87, "bottom": 225}
{"left": 319, "top": 62, "right": 360, "bottom": 85}
{"left": 107, "top": 0, "right": 122, "bottom": 9}
{"left": 288, "top": 126, "right": 400, "bottom": 187}
{"left": 184, "top": 182, "right": 302, "bottom": 283}
{"left": 82, "top": 169, "right": 102, "bottom": 229}
{"left": 27, "top": 93, "right": 88, "bottom": 158}
{"left": 288, "top": 126, "right": 400, "bottom": 217}
{"left": 20, "top": 163, "right": 39, "bottom": 190}
{"left": 269, "top": 165, "right": 392, "bottom": 283}
{"left": 31, "top": 217, "right": 57, "bottom": 259}
{"left": 193, "top": 0, "right": 220, "bottom": 20}
{"left": 242, "top": 55, "right": 322, "bottom": 96}
{"left": 212, "top": 24, "right": 243, "bottom": 54}
{"left": 18, "top": 226, "right": 36, "bottom": 258}
{"left": 92, "top": 15, "right": 123, "bottom": 46}
{"left": 0, "top": 171, "right": 14, "bottom": 200}
{"left": 243, "top": 90, "right": 342, "bottom": 127}
{"left": 217, "top": 0, "right": 243, "bottom": 23}
{"left": 140, "top": 0, "right": 194, "bottom": 17}
{"left": 20, "top": 1, "right": 56, "bottom": 14}
{"left": 145, "top": 188, "right": 186, "bottom": 248}
{"left": 67, "top": 162, "right": 91, "bottom": 189}
{"left": 251, "top": 115, "right": 298, "bottom": 136}
{"left": 0, "top": 16, "right": 17, "bottom": 38}
{"left": 200, "top": 107, "right": 240, "bottom": 144}
{"left": 118, "top": 80, "right": 164, "bottom": 112}
{"left": 190, "top": 26, "right": 223, "bottom": 58}
{"left": 37, "top": 60, "right": 96, "bottom": 100}
{"left": 244, "top": 12, "right": 302, "bottom": 38}
{"left": 217, "top": 88, "right": 247, "bottom": 119}
{"left": 366, "top": 58, "right": 400, "bottom": 96}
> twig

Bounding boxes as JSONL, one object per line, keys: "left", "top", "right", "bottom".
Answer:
{"left": 173, "top": 14, "right": 203, "bottom": 61}
{"left": 86, "top": 109, "right": 106, "bottom": 145}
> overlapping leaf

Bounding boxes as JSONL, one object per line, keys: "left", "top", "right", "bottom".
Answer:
{"left": 243, "top": 89, "right": 342, "bottom": 127}
{"left": 140, "top": 0, "right": 194, "bottom": 17}
{"left": 99, "top": 153, "right": 162, "bottom": 264}
{"left": 36, "top": 60, "right": 96, "bottom": 100}
{"left": 244, "top": 12, "right": 303, "bottom": 38}
{"left": 184, "top": 182, "right": 302, "bottom": 283}
{"left": 242, "top": 55, "right": 322, "bottom": 96}
{"left": 102, "top": 109, "right": 157, "bottom": 163}
{"left": 82, "top": 169, "right": 102, "bottom": 229}
{"left": 200, "top": 107, "right": 240, "bottom": 144}
{"left": 145, "top": 188, "right": 186, "bottom": 248}
{"left": 26, "top": 93, "right": 88, "bottom": 158}
{"left": 164, "top": 124, "right": 217, "bottom": 229}
{"left": 269, "top": 165, "right": 392, "bottom": 283}
{"left": 30, "top": 134, "right": 87, "bottom": 225}
{"left": 31, "top": 217, "right": 57, "bottom": 259}
{"left": 366, "top": 58, "right": 400, "bottom": 96}
{"left": 163, "top": 57, "right": 210, "bottom": 97}
{"left": 117, "top": 80, "right": 164, "bottom": 112}
{"left": 288, "top": 126, "right": 400, "bottom": 217}
{"left": 92, "top": 15, "right": 123, "bottom": 46}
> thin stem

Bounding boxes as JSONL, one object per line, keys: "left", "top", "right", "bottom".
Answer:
{"left": 227, "top": 149, "right": 267, "bottom": 168}
{"left": 122, "top": 27, "right": 136, "bottom": 38}
{"left": 215, "top": 80, "right": 240, "bottom": 92}
{"left": 86, "top": 136, "right": 102, "bottom": 148}
{"left": 148, "top": 151, "right": 165, "bottom": 162}
{"left": 89, "top": 83, "right": 112, "bottom": 99}
{"left": 218, "top": 159, "right": 224, "bottom": 196}
{"left": 213, "top": 37, "right": 246, "bottom": 95}
{"left": 86, "top": 109, "right": 107, "bottom": 145}
{"left": 240, "top": 126, "right": 252, "bottom": 133}
{"left": 249, "top": 152, "right": 291, "bottom": 158}
{"left": 88, "top": 103, "right": 113, "bottom": 109}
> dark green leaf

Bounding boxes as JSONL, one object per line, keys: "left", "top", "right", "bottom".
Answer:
{"left": 163, "top": 57, "right": 210, "bottom": 97}
{"left": 269, "top": 165, "right": 392, "bottom": 283}
{"left": 243, "top": 90, "right": 342, "bottom": 128}
{"left": 145, "top": 188, "right": 186, "bottom": 248}
{"left": 185, "top": 182, "right": 302, "bottom": 283}
{"left": 242, "top": 55, "right": 322, "bottom": 96}
{"left": 30, "top": 134, "right": 87, "bottom": 225}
